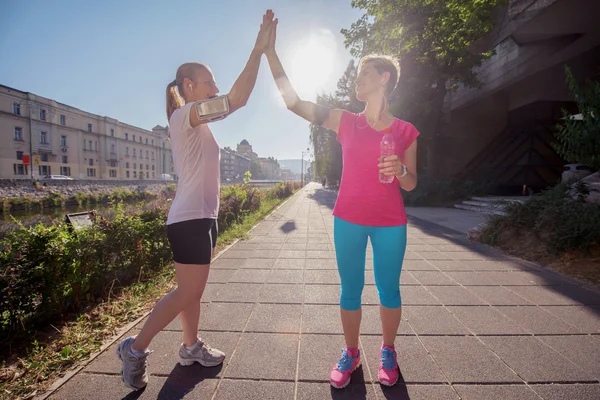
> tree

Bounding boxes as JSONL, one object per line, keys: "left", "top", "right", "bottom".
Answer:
{"left": 341, "top": 0, "right": 503, "bottom": 172}
{"left": 554, "top": 66, "right": 600, "bottom": 172}
{"left": 310, "top": 60, "right": 363, "bottom": 187}
{"left": 250, "top": 161, "right": 262, "bottom": 180}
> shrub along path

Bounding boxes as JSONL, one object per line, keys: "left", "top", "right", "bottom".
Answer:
{"left": 47, "top": 183, "right": 600, "bottom": 400}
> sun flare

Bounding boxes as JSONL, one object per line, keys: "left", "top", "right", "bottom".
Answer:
{"left": 287, "top": 30, "right": 337, "bottom": 99}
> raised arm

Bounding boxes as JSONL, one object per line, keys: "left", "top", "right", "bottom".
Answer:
{"left": 264, "top": 20, "right": 343, "bottom": 133}
{"left": 227, "top": 10, "right": 275, "bottom": 113}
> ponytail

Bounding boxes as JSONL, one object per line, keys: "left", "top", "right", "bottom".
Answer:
{"left": 166, "top": 79, "right": 184, "bottom": 120}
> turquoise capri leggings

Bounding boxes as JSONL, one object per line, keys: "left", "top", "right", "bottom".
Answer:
{"left": 333, "top": 216, "right": 407, "bottom": 310}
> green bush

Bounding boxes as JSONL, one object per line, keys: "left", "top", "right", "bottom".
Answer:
{"left": 0, "top": 182, "right": 300, "bottom": 339}
{"left": 480, "top": 183, "right": 600, "bottom": 254}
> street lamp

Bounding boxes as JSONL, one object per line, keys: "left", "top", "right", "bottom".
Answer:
{"left": 301, "top": 147, "right": 310, "bottom": 187}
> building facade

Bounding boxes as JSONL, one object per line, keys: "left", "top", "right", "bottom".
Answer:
{"left": 0, "top": 84, "right": 175, "bottom": 180}
{"left": 236, "top": 139, "right": 258, "bottom": 161}
{"left": 258, "top": 157, "right": 281, "bottom": 180}
{"left": 220, "top": 147, "right": 252, "bottom": 182}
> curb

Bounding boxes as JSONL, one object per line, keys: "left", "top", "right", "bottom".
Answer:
{"left": 36, "top": 186, "right": 304, "bottom": 400}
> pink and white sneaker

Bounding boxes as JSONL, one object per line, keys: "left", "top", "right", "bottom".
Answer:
{"left": 378, "top": 345, "right": 399, "bottom": 386}
{"left": 330, "top": 348, "right": 361, "bottom": 389}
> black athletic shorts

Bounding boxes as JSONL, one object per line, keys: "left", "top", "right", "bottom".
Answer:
{"left": 167, "top": 218, "right": 218, "bottom": 265}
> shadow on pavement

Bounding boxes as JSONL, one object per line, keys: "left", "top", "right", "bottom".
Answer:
{"left": 280, "top": 221, "right": 297, "bottom": 233}
{"left": 155, "top": 363, "right": 222, "bottom": 400}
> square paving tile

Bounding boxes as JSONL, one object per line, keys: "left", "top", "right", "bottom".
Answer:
{"left": 306, "top": 250, "right": 336, "bottom": 259}
{"left": 201, "top": 283, "right": 223, "bottom": 303}
{"left": 273, "top": 258, "right": 305, "bottom": 270}
{"left": 402, "top": 260, "right": 437, "bottom": 271}
{"left": 481, "top": 336, "right": 597, "bottom": 382}
{"left": 210, "top": 258, "right": 240, "bottom": 269}
{"left": 213, "top": 283, "right": 263, "bottom": 303}
{"left": 306, "top": 243, "right": 333, "bottom": 251}
{"left": 258, "top": 284, "right": 303, "bottom": 304}
{"left": 207, "top": 269, "right": 236, "bottom": 283}
{"left": 540, "top": 306, "right": 600, "bottom": 333}
{"left": 305, "top": 258, "right": 338, "bottom": 270}
{"left": 496, "top": 306, "right": 582, "bottom": 334}
{"left": 401, "top": 272, "right": 420, "bottom": 285}
{"left": 466, "top": 286, "right": 533, "bottom": 305}
{"left": 199, "top": 303, "right": 254, "bottom": 332}
{"left": 245, "top": 303, "right": 302, "bottom": 333}
{"left": 402, "top": 286, "right": 441, "bottom": 305}
{"left": 537, "top": 335, "right": 600, "bottom": 379}
{"left": 428, "top": 261, "right": 475, "bottom": 271}
{"left": 302, "top": 305, "right": 343, "bottom": 334}
{"left": 281, "top": 243, "right": 308, "bottom": 250}
{"left": 403, "top": 306, "right": 470, "bottom": 335}
{"left": 305, "top": 270, "right": 341, "bottom": 284}
{"left": 304, "top": 284, "right": 339, "bottom": 304}
{"left": 447, "top": 306, "right": 529, "bottom": 335}
{"left": 427, "top": 286, "right": 488, "bottom": 305}
{"left": 267, "top": 269, "right": 304, "bottom": 284}
{"left": 297, "top": 382, "right": 378, "bottom": 399}
{"left": 279, "top": 250, "right": 307, "bottom": 259}
{"left": 454, "top": 384, "right": 540, "bottom": 400}
{"left": 374, "top": 384, "right": 459, "bottom": 399}
{"left": 239, "top": 258, "right": 276, "bottom": 269}
{"left": 411, "top": 271, "right": 459, "bottom": 286}
{"left": 49, "top": 373, "right": 218, "bottom": 400}
{"left": 507, "top": 286, "right": 593, "bottom": 306}
{"left": 419, "top": 336, "right": 522, "bottom": 383}
{"left": 530, "top": 384, "right": 600, "bottom": 400}
{"left": 224, "top": 333, "right": 298, "bottom": 380}
{"left": 214, "top": 379, "right": 295, "bottom": 400}
{"left": 361, "top": 335, "right": 446, "bottom": 383}
{"left": 416, "top": 251, "right": 456, "bottom": 260}
{"left": 228, "top": 269, "right": 270, "bottom": 283}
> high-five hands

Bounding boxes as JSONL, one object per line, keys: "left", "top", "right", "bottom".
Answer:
{"left": 255, "top": 10, "right": 276, "bottom": 53}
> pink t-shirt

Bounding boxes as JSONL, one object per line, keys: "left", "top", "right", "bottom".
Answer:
{"left": 332, "top": 111, "right": 420, "bottom": 227}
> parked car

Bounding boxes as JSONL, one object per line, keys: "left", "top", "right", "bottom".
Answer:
{"left": 42, "top": 175, "right": 73, "bottom": 180}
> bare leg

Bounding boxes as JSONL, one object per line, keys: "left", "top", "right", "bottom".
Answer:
{"left": 381, "top": 305, "right": 402, "bottom": 347}
{"left": 340, "top": 308, "right": 362, "bottom": 349}
{"left": 132, "top": 262, "right": 210, "bottom": 352}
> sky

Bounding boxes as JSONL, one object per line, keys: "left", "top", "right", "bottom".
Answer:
{"left": 0, "top": 0, "right": 364, "bottom": 161}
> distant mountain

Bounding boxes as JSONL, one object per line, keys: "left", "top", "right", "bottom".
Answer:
{"left": 279, "top": 159, "right": 309, "bottom": 174}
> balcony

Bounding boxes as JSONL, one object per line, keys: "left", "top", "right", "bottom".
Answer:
{"left": 61, "top": 146, "right": 68, "bottom": 152}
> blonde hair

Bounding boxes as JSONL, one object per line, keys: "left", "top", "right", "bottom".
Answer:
{"left": 165, "top": 62, "right": 209, "bottom": 120}
{"left": 358, "top": 54, "right": 400, "bottom": 96}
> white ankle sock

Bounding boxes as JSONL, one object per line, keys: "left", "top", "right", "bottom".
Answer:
{"left": 130, "top": 347, "right": 147, "bottom": 357}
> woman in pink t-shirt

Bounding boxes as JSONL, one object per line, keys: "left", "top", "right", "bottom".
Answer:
{"left": 265, "top": 20, "right": 419, "bottom": 388}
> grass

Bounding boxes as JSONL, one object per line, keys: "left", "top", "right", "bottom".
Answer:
{"left": 0, "top": 192, "right": 294, "bottom": 400}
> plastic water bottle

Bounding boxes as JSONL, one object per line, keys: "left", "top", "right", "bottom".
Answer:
{"left": 379, "top": 133, "right": 395, "bottom": 184}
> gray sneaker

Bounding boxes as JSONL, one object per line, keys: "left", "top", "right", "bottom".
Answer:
{"left": 116, "top": 336, "right": 150, "bottom": 390}
{"left": 178, "top": 338, "right": 225, "bottom": 367}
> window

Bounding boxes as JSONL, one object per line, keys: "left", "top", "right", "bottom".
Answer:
{"left": 39, "top": 165, "right": 51, "bottom": 175}
{"left": 133, "top": 149, "right": 136, "bottom": 157}
{"left": 13, "top": 103, "right": 21, "bottom": 115}
{"left": 146, "top": 151, "right": 149, "bottom": 159}
{"left": 126, "top": 171, "right": 130, "bottom": 178}
{"left": 133, "top": 163, "right": 137, "bottom": 169}
{"left": 40, "top": 132, "right": 48, "bottom": 144}
{"left": 111, "top": 144, "right": 116, "bottom": 154}
{"left": 88, "top": 123, "right": 92, "bottom": 132}
{"left": 109, "top": 160, "right": 118, "bottom": 167}
{"left": 139, "top": 164, "right": 143, "bottom": 170}
{"left": 126, "top": 162, "right": 130, "bottom": 169}
{"left": 88, "top": 140, "right": 92, "bottom": 150}
{"left": 14, "top": 127, "right": 23, "bottom": 141}
{"left": 145, "top": 138, "right": 148, "bottom": 145}
{"left": 60, "top": 166, "right": 71, "bottom": 176}
{"left": 41, "top": 153, "right": 48, "bottom": 162}
{"left": 87, "top": 168, "right": 96, "bottom": 177}
{"left": 61, "top": 135, "right": 67, "bottom": 147}
{"left": 133, "top": 171, "right": 137, "bottom": 178}
{"left": 40, "top": 109, "right": 46, "bottom": 120}
{"left": 125, "top": 133, "right": 129, "bottom": 141}
{"left": 14, "top": 164, "right": 28, "bottom": 175}
{"left": 146, "top": 172, "right": 149, "bottom": 179}
{"left": 152, "top": 165, "right": 155, "bottom": 171}
{"left": 60, "top": 115, "right": 66, "bottom": 125}
{"left": 62, "top": 155, "right": 68, "bottom": 163}
{"left": 152, "top": 151, "right": 154, "bottom": 160}
{"left": 146, "top": 164, "right": 149, "bottom": 170}
{"left": 109, "top": 169, "right": 117, "bottom": 178}
{"left": 110, "top": 128, "right": 114, "bottom": 137}
{"left": 16, "top": 151, "right": 23, "bottom": 160}
{"left": 89, "top": 159, "right": 94, "bottom": 166}
{"left": 152, "top": 140, "right": 154, "bottom": 146}
{"left": 152, "top": 172, "right": 155, "bottom": 179}
{"left": 95, "top": 141, "right": 98, "bottom": 151}
{"left": 133, "top": 134, "right": 135, "bottom": 142}
{"left": 139, "top": 137, "right": 142, "bottom": 143}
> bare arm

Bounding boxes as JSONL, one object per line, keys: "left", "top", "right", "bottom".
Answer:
{"left": 226, "top": 49, "right": 263, "bottom": 113}
{"left": 264, "top": 23, "right": 343, "bottom": 132}
{"left": 398, "top": 140, "right": 418, "bottom": 191}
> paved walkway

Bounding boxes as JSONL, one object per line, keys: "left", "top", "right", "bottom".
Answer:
{"left": 48, "top": 183, "right": 600, "bottom": 400}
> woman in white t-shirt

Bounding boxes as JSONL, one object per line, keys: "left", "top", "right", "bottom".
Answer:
{"left": 116, "top": 10, "right": 276, "bottom": 391}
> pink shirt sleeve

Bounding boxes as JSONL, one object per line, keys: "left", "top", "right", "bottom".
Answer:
{"left": 402, "top": 123, "right": 420, "bottom": 152}
{"left": 336, "top": 111, "right": 357, "bottom": 144}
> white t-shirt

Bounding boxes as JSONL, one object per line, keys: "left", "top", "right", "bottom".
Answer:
{"left": 166, "top": 102, "right": 221, "bottom": 225}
